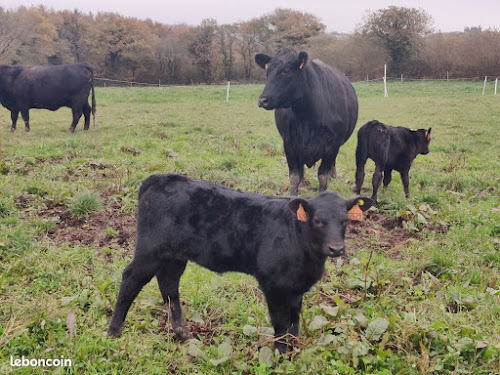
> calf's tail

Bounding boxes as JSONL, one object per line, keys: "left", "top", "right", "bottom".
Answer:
{"left": 91, "top": 78, "right": 96, "bottom": 127}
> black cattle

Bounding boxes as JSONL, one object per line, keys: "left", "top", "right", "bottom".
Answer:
{"left": 0, "top": 63, "right": 96, "bottom": 133}
{"left": 355, "top": 120, "right": 432, "bottom": 202}
{"left": 255, "top": 48, "right": 358, "bottom": 195}
{"left": 108, "top": 174, "right": 372, "bottom": 354}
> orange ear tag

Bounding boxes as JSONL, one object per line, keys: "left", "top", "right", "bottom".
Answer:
{"left": 299, "top": 61, "right": 304, "bottom": 70}
{"left": 348, "top": 204, "right": 363, "bottom": 222}
{"left": 264, "top": 63, "right": 268, "bottom": 70}
{"left": 297, "top": 203, "right": 307, "bottom": 222}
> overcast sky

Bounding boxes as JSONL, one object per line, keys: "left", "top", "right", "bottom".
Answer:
{"left": 2, "top": 0, "right": 500, "bottom": 33}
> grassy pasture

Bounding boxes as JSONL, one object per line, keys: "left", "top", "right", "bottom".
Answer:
{"left": 0, "top": 81, "right": 499, "bottom": 374}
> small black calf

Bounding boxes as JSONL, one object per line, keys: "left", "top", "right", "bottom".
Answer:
{"left": 108, "top": 174, "right": 372, "bottom": 354}
{"left": 355, "top": 120, "right": 431, "bottom": 202}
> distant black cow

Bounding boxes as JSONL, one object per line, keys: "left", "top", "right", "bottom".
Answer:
{"left": 0, "top": 63, "right": 96, "bottom": 133}
{"left": 355, "top": 120, "right": 432, "bottom": 202}
{"left": 255, "top": 48, "right": 358, "bottom": 195}
{"left": 108, "top": 174, "right": 372, "bottom": 354}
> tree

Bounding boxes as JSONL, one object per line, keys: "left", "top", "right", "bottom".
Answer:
{"left": 217, "top": 24, "right": 237, "bottom": 80}
{"left": 54, "top": 10, "right": 95, "bottom": 63}
{"left": 236, "top": 17, "right": 272, "bottom": 79}
{"left": 267, "top": 8, "right": 325, "bottom": 48}
{"left": 0, "top": 7, "right": 33, "bottom": 63}
{"left": 189, "top": 18, "right": 218, "bottom": 83}
{"left": 359, "top": 6, "right": 433, "bottom": 75}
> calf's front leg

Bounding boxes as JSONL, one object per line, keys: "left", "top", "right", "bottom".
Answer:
{"left": 400, "top": 169, "right": 410, "bottom": 198}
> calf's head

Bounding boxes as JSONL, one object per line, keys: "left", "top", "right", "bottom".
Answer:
{"left": 416, "top": 128, "right": 432, "bottom": 155}
{"left": 289, "top": 193, "right": 373, "bottom": 257}
{"left": 255, "top": 48, "right": 308, "bottom": 110}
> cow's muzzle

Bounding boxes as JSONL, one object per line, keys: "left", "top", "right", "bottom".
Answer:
{"left": 327, "top": 244, "right": 346, "bottom": 257}
{"left": 258, "top": 96, "right": 272, "bottom": 109}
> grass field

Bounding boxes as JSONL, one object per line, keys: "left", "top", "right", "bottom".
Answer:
{"left": 0, "top": 81, "right": 499, "bottom": 374}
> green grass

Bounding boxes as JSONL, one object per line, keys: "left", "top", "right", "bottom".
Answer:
{"left": 0, "top": 81, "right": 499, "bottom": 374}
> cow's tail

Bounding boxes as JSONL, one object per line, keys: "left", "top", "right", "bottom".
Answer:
{"left": 91, "top": 76, "right": 96, "bottom": 127}
{"left": 355, "top": 125, "right": 370, "bottom": 169}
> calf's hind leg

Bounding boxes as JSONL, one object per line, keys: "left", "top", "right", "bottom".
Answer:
{"left": 156, "top": 259, "right": 191, "bottom": 341}
{"left": 108, "top": 256, "right": 160, "bottom": 337}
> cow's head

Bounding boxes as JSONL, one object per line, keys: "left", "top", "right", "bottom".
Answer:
{"left": 289, "top": 193, "right": 373, "bottom": 257}
{"left": 255, "top": 48, "right": 308, "bottom": 110}
{"left": 416, "top": 127, "right": 432, "bottom": 155}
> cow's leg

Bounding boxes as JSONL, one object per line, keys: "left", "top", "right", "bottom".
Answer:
{"left": 108, "top": 256, "right": 160, "bottom": 337}
{"left": 283, "top": 145, "right": 303, "bottom": 196}
{"left": 263, "top": 288, "right": 293, "bottom": 354}
{"left": 383, "top": 167, "right": 393, "bottom": 188}
{"left": 318, "top": 147, "right": 340, "bottom": 192}
{"left": 289, "top": 167, "right": 304, "bottom": 196}
{"left": 82, "top": 102, "right": 91, "bottom": 130}
{"left": 10, "top": 111, "right": 19, "bottom": 132}
{"left": 69, "top": 107, "right": 83, "bottom": 133}
{"left": 371, "top": 164, "right": 384, "bottom": 202}
{"left": 355, "top": 158, "right": 367, "bottom": 195}
{"left": 20, "top": 110, "right": 30, "bottom": 132}
{"left": 288, "top": 294, "right": 303, "bottom": 346}
{"left": 156, "top": 259, "right": 191, "bottom": 341}
{"left": 400, "top": 169, "right": 410, "bottom": 198}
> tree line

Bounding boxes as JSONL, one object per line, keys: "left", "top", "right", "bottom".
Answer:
{"left": 1, "top": 5, "right": 499, "bottom": 84}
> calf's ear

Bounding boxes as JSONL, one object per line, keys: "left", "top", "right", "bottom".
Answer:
{"left": 297, "top": 51, "right": 308, "bottom": 70}
{"left": 346, "top": 197, "right": 374, "bottom": 212}
{"left": 289, "top": 198, "right": 310, "bottom": 222}
{"left": 255, "top": 54, "right": 272, "bottom": 70}
{"left": 425, "top": 127, "right": 432, "bottom": 141}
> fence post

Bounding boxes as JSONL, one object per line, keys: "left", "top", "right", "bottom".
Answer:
{"left": 226, "top": 81, "right": 230, "bottom": 102}
{"left": 482, "top": 76, "right": 487, "bottom": 95}
{"left": 495, "top": 78, "right": 498, "bottom": 96}
{"left": 383, "top": 64, "right": 388, "bottom": 98}
{"left": 446, "top": 71, "right": 449, "bottom": 82}
{"left": 401, "top": 74, "right": 403, "bottom": 82}
{"left": 159, "top": 79, "right": 161, "bottom": 88}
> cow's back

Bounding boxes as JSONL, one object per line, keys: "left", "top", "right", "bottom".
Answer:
{"left": 14, "top": 64, "right": 93, "bottom": 110}
{"left": 310, "top": 59, "right": 358, "bottom": 141}
{"left": 135, "top": 174, "right": 293, "bottom": 275}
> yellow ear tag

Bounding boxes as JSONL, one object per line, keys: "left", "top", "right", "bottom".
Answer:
{"left": 297, "top": 203, "right": 307, "bottom": 222}
{"left": 348, "top": 204, "right": 363, "bottom": 222}
{"left": 358, "top": 199, "right": 364, "bottom": 206}
{"left": 299, "top": 61, "right": 304, "bottom": 70}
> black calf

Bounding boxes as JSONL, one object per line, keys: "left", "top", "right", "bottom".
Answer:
{"left": 355, "top": 120, "right": 432, "bottom": 202}
{"left": 108, "top": 174, "right": 372, "bottom": 354}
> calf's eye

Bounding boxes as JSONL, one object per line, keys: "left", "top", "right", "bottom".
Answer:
{"left": 313, "top": 218, "right": 324, "bottom": 227}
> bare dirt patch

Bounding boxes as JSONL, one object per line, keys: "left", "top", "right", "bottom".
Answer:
{"left": 35, "top": 196, "right": 136, "bottom": 256}
{"left": 346, "top": 211, "right": 412, "bottom": 259}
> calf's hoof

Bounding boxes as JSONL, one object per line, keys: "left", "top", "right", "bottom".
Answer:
{"left": 69, "top": 127, "right": 75, "bottom": 133}
{"left": 25, "top": 127, "right": 30, "bottom": 132}
{"left": 107, "top": 326, "right": 123, "bottom": 338}
{"left": 10, "top": 128, "right": 16, "bottom": 132}
{"left": 174, "top": 326, "right": 192, "bottom": 342}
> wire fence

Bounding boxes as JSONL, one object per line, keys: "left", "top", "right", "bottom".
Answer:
{"left": 94, "top": 74, "right": 500, "bottom": 97}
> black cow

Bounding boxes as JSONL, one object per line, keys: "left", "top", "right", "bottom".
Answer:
{"left": 0, "top": 63, "right": 96, "bottom": 133}
{"left": 108, "top": 174, "right": 372, "bottom": 354}
{"left": 255, "top": 48, "right": 358, "bottom": 195}
{"left": 355, "top": 120, "right": 432, "bottom": 202}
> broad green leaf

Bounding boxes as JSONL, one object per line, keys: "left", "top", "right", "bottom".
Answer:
{"left": 242, "top": 324, "right": 257, "bottom": 336}
{"left": 319, "top": 303, "right": 339, "bottom": 318}
{"left": 258, "top": 346, "right": 274, "bottom": 366}
{"left": 308, "top": 315, "right": 328, "bottom": 331}
{"left": 188, "top": 341, "right": 207, "bottom": 359}
{"left": 365, "top": 317, "right": 389, "bottom": 341}
{"left": 218, "top": 341, "right": 232, "bottom": 358}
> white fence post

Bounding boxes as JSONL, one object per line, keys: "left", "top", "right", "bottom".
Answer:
{"left": 226, "top": 81, "right": 230, "bottom": 102}
{"left": 482, "top": 76, "right": 487, "bottom": 95}
{"left": 495, "top": 78, "right": 498, "bottom": 96}
{"left": 383, "top": 64, "right": 388, "bottom": 98}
